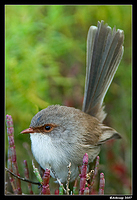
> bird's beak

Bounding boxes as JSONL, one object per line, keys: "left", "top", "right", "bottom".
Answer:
{"left": 21, "top": 127, "right": 35, "bottom": 134}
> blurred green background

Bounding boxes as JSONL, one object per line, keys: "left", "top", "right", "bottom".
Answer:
{"left": 5, "top": 5, "right": 132, "bottom": 194}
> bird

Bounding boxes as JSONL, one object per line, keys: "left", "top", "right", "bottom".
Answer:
{"left": 21, "top": 20, "right": 124, "bottom": 183}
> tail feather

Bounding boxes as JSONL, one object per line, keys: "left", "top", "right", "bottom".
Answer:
{"left": 82, "top": 21, "right": 124, "bottom": 122}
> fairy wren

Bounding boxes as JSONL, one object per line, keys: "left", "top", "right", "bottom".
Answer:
{"left": 21, "top": 21, "right": 124, "bottom": 183}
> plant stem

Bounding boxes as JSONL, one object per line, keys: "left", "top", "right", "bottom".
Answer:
{"left": 5, "top": 167, "right": 41, "bottom": 186}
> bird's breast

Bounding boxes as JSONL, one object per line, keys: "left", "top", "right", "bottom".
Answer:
{"left": 30, "top": 132, "right": 78, "bottom": 182}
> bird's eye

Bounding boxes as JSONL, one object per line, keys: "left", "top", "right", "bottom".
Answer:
{"left": 43, "top": 124, "right": 57, "bottom": 133}
{"left": 45, "top": 125, "right": 51, "bottom": 131}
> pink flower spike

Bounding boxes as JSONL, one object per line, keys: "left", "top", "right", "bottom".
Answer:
{"left": 79, "top": 153, "right": 89, "bottom": 195}
{"left": 41, "top": 169, "right": 50, "bottom": 195}
{"left": 99, "top": 173, "right": 105, "bottom": 195}
{"left": 6, "top": 114, "right": 22, "bottom": 194}
{"left": 6, "top": 115, "right": 13, "bottom": 127}
{"left": 83, "top": 153, "right": 88, "bottom": 165}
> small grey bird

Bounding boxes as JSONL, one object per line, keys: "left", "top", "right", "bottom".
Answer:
{"left": 21, "top": 21, "right": 124, "bottom": 183}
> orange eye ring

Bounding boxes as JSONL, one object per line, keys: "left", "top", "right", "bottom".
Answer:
{"left": 43, "top": 124, "right": 57, "bottom": 133}
{"left": 30, "top": 124, "right": 57, "bottom": 133}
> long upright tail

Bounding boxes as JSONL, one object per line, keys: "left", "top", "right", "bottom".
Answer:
{"left": 82, "top": 21, "right": 124, "bottom": 122}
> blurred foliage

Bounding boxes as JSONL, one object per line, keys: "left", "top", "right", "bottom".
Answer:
{"left": 5, "top": 5, "right": 132, "bottom": 194}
